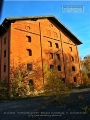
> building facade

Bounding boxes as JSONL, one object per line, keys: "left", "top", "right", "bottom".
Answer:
{"left": 0, "top": 16, "right": 82, "bottom": 90}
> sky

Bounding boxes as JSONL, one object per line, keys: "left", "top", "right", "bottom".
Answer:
{"left": 0, "top": 0, "right": 90, "bottom": 58}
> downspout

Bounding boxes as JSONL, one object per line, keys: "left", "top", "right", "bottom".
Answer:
{"left": 39, "top": 22, "right": 44, "bottom": 89}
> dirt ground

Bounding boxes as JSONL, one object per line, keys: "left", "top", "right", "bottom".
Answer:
{"left": 0, "top": 88, "right": 90, "bottom": 120}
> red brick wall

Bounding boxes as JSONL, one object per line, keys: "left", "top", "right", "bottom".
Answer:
{"left": 0, "top": 18, "right": 82, "bottom": 90}
{"left": 0, "top": 28, "right": 10, "bottom": 83}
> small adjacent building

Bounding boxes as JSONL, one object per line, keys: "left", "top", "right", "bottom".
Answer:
{"left": 0, "top": 16, "right": 82, "bottom": 91}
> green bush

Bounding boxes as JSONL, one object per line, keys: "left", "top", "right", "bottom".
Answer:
{"left": 0, "top": 82, "right": 9, "bottom": 99}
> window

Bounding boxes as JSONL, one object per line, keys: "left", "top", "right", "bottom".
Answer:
{"left": 27, "top": 49, "right": 32, "bottom": 56}
{"left": 62, "top": 78, "right": 65, "bottom": 83}
{"left": 29, "top": 79, "right": 33, "bottom": 86}
{"left": 4, "top": 50, "right": 6, "bottom": 57}
{"left": 56, "top": 54, "right": 60, "bottom": 60}
{"left": 48, "top": 41, "right": 52, "bottom": 47}
{"left": 55, "top": 43, "right": 59, "bottom": 48}
{"left": 74, "top": 77, "right": 77, "bottom": 82}
{"left": 71, "top": 56, "right": 74, "bottom": 61}
{"left": 26, "top": 36, "right": 31, "bottom": 42}
{"left": 27, "top": 64, "right": 32, "bottom": 71}
{"left": 49, "top": 53, "right": 53, "bottom": 59}
{"left": 4, "top": 65, "right": 6, "bottom": 72}
{"left": 72, "top": 66, "right": 75, "bottom": 71}
{"left": 50, "top": 65, "right": 54, "bottom": 70}
{"left": 4, "top": 37, "right": 6, "bottom": 44}
{"left": 57, "top": 65, "right": 61, "bottom": 71}
{"left": 69, "top": 47, "right": 72, "bottom": 52}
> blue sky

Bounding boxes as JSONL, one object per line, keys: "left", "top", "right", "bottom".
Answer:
{"left": 0, "top": 0, "right": 90, "bottom": 58}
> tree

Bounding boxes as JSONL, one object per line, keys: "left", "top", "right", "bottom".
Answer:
{"left": 44, "top": 68, "right": 70, "bottom": 104}
{"left": 10, "top": 61, "right": 43, "bottom": 97}
{"left": 81, "top": 55, "right": 90, "bottom": 85}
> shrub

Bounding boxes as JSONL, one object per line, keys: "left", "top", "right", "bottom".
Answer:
{"left": 0, "top": 81, "right": 9, "bottom": 99}
{"left": 44, "top": 69, "right": 70, "bottom": 105}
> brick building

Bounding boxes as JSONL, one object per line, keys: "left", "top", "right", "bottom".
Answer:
{"left": 0, "top": 16, "right": 82, "bottom": 91}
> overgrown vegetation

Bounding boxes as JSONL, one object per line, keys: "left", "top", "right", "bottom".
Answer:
{"left": 0, "top": 81, "right": 9, "bottom": 99}
{"left": 44, "top": 69, "right": 70, "bottom": 105}
{"left": 80, "top": 55, "right": 90, "bottom": 88}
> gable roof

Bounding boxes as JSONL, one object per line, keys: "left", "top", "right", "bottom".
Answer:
{"left": 0, "top": 15, "right": 82, "bottom": 45}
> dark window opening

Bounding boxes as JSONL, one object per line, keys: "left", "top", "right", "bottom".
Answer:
{"left": 29, "top": 79, "right": 34, "bottom": 91}
{"left": 4, "top": 37, "right": 6, "bottom": 44}
{"left": 57, "top": 65, "right": 61, "bottom": 71}
{"left": 4, "top": 50, "right": 6, "bottom": 57}
{"left": 70, "top": 47, "right": 72, "bottom": 52}
{"left": 26, "top": 36, "right": 31, "bottom": 42}
{"left": 62, "top": 78, "right": 65, "bottom": 83}
{"left": 48, "top": 41, "right": 52, "bottom": 47}
{"left": 50, "top": 65, "right": 54, "bottom": 70}
{"left": 72, "top": 66, "right": 75, "bottom": 71}
{"left": 71, "top": 56, "right": 74, "bottom": 61}
{"left": 56, "top": 54, "right": 60, "bottom": 60}
{"left": 27, "top": 64, "right": 32, "bottom": 71}
{"left": 4, "top": 65, "right": 6, "bottom": 72}
{"left": 49, "top": 53, "right": 53, "bottom": 59}
{"left": 74, "top": 77, "right": 77, "bottom": 82}
{"left": 27, "top": 49, "right": 32, "bottom": 56}
{"left": 29, "top": 79, "right": 33, "bottom": 86}
{"left": 55, "top": 43, "right": 59, "bottom": 48}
